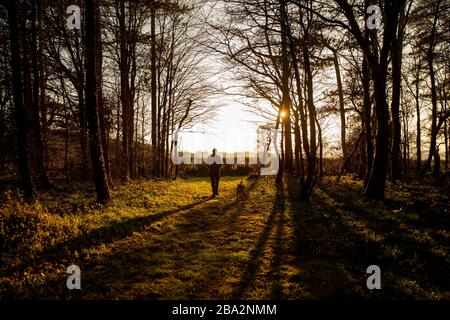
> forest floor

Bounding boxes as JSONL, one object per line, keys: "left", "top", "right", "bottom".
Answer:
{"left": 0, "top": 175, "right": 449, "bottom": 299}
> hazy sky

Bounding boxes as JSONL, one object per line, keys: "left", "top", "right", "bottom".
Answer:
{"left": 178, "top": 86, "right": 267, "bottom": 153}
{"left": 174, "top": 43, "right": 270, "bottom": 153}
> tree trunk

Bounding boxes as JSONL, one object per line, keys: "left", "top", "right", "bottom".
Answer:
{"left": 21, "top": 5, "right": 34, "bottom": 177}
{"left": 7, "top": 1, "right": 34, "bottom": 200}
{"left": 286, "top": 9, "right": 307, "bottom": 185}
{"left": 332, "top": 50, "right": 347, "bottom": 162}
{"left": 402, "top": 99, "right": 408, "bottom": 170}
{"left": 362, "top": 27, "right": 373, "bottom": 187}
{"left": 390, "top": 3, "right": 406, "bottom": 182}
{"left": 433, "top": 148, "right": 440, "bottom": 176}
{"left": 364, "top": 68, "right": 390, "bottom": 199}
{"left": 419, "top": 0, "right": 441, "bottom": 177}
{"left": 118, "top": 0, "right": 130, "bottom": 180}
{"left": 293, "top": 107, "right": 304, "bottom": 178}
{"left": 31, "top": 0, "right": 51, "bottom": 188}
{"left": 129, "top": 46, "right": 136, "bottom": 178}
{"left": 363, "top": 0, "right": 402, "bottom": 199}
{"left": 96, "top": 6, "right": 112, "bottom": 187}
{"left": 151, "top": 3, "right": 158, "bottom": 176}
{"left": 38, "top": 2, "right": 48, "bottom": 167}
{"left": 77, "top": 86, "right": 89, "bottom": 177}
{"left": 85, "top": 0, "right": 111, "bottom": 203}
{"left": 316, "top": 116, "right": 323, "bottom": 178}
{"left": 279, "top": 0, "right": 293, "bottom": 174}
{"left": 420, "top": 51, "right": 439, "bottom": 177}
{"left": 415, "top": 67, "right": 421, "bottom": 172}
{"left": 445, "top": 118, "right": 449, "bottom": 173}
{"left": 391, "top": 28, "right": 403, "bottom": 182}
{"left": 358, "top": 123, "right": 367, "bottom": 179}
{"left": 60, "top": 76, "right": 71, "bottom": 185}
{"left": 302, "top": 41, "right": 317, "bottom": 199}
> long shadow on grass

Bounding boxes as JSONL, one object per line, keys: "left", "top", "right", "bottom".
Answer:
{"left": 267, "top": 186, "right": 285, "bottom": 299}
{"left": 3, "top": 198, "right": 211, "bottom": 276}
{"left": 231, "top": 183, "right": 285, "bottom": 299}
{"left": 19, "top": 178, "right": 261, "bottom": 299}
{"left": 142, "top": 178, "right": 261, "bottom": 299}
{"left": 320, "top": 184, "right": 450, "bottom": 294}
{"left": 167, "top": 178, "right": 262, "bottom": 299}
{"left": 288, "top": 179, "right": 449, "bottom": 299}
{"left": 327, "top": 181, "right": 449, "bottom": 231}
{"left": 284, "top": 178, "right": 371, "bottom": 298}
{"left": 82, "top": 178, "right": 261, "bottom": 299}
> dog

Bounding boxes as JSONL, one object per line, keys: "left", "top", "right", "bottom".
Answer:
{"left": 236, "top": 180, "right": 245, "bottom": 201}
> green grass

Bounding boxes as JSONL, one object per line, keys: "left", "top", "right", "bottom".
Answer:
{"left": 0, "top": 176, "right": 449, "bottom": 299}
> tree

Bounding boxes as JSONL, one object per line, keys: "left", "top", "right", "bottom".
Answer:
{"left": 278, "top": 0, "right": 293, "bottom": 175}
{"left": 30, "top": 0, "right": 51, "bottom": 188}
{"left": 5, "top": 0, "right": 34, "bottom": 200}
{"left": 332, "top": 48, "right": 347, "bottom": 162}
{"left": 333, "top": 0, "right": 405, "bottom": 199}
{"left": 298, "top": 0, "right": 319, "bottom": 199}
{"left": 415, "top": 0, "right": 449, "bottom": 177}
{"left": 151, "top": 1, "right": 158, "bottom": 175}
{"left": 390, "top": 0, "right": 409, "bottom": 182}
{"left": 44, "top": 0, "right": 89, "bottom": 178}
{"left": 84, "top": 0, "right": 111, "bottom": 203}
{"left": 115, "top": 0, "right": 145, "bottom": 180}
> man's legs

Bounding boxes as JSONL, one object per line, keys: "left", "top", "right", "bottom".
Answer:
{"left": 210, "top": 176, "right": 216, "bottom": 197}
{"left": 214, "top": 177, "right": 220, "bottom": 195}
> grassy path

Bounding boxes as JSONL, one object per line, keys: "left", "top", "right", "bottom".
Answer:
{"left": 70, "top": 177, "right": 299, "bottom": 299}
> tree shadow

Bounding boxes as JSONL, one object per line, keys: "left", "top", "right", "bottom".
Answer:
{"left": 289, "top": 201, "right": 359, "bottom": 298}
{"left": 287, "top": 179, "right": 449, "bottom": 299}
{"left": 231, "top": 182, "right": 285, "bottom": 299}
{"left": 268, "top": 185, "right": 285, "bottom": 299}
{"left": 333, "top": 181, "right": 449, "bottom": 230}
{"left": 320, "top": 185, "right": 450, "bottom": 294}
{"left": 4, "top": 198, "right": 211, "bottom": 276}
{"left": 17, "top": 178, "right": 262, "bottom": 299}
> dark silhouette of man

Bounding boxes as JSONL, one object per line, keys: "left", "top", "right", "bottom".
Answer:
{"left": 207, "top": 148, "right": 222, "bottom": 198}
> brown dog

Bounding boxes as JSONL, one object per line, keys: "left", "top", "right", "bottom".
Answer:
{"left": 236, "top": 180, "right": 245, "bottom": 200}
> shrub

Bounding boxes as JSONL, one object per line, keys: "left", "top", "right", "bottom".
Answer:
{"left": 0, "top": 191, "right": 79, "bottom": 265}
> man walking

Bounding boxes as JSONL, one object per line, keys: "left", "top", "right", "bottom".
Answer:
{"left": 207, "top": 148, "right": 222, "bottom": 198}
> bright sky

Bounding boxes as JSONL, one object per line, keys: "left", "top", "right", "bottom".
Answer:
{"left": 177, "top": 97, "right": 265, "bottom": 153}
{"left": 174, "top": 36, "right": 270, "bottom": 153}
